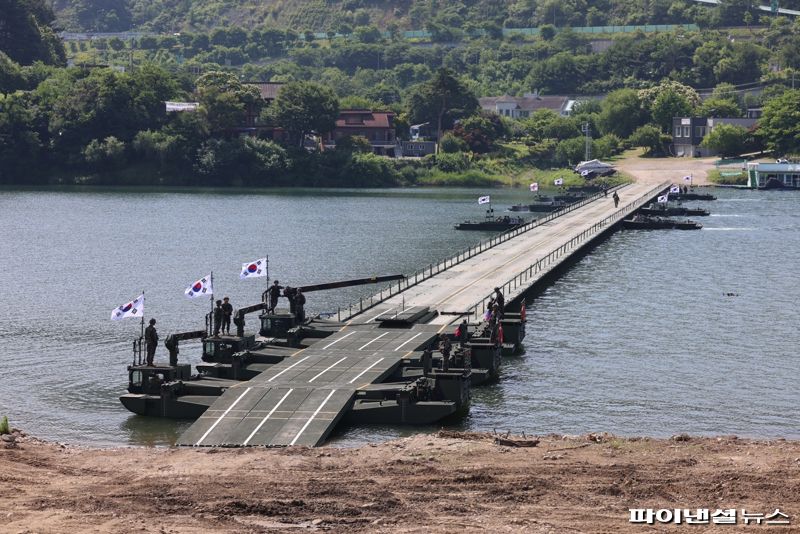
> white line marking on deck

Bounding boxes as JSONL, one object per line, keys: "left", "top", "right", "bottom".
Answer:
{"left": 242, "top": 388, "right": 293, "bottom": 446}
{"left": 308, "top": 357, "right": 347, "bottom": 382}
{"left": 322, "top": 331, "right": 355, "bottom": 349}
{"left": 358, "top": 332, "right": 389, "bottom": 350}
{"left": 348, "top": 358, "right": 385, "bottom": 384}
{"left": 290, "top": 389, "right": 337, "bottom": 446}
{"left": 268, "top": 355, "right": 310, "bottom": 382}
{"left": 394, "top": 332, "right": 422, "bottom": 351}
{"left": 195, "top": 387, "right": 252, "bottom": 446}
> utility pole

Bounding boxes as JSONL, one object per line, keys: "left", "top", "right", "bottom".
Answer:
{"left": 581, "top": 122, "right": 591, "bottom": 162}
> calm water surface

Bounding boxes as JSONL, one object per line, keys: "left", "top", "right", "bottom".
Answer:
{"left": 0, "top": 186, "right": 797, "bottom": 446}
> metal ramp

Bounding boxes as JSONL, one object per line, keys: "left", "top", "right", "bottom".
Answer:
{"left": 177, "top": 326, "right": 442, "bottom": 447}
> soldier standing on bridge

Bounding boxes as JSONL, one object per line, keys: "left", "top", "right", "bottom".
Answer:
{"left": 421, "top": 347, "right": 433, "bottom": 376}
{"left": 439, "top": 335, "right": 452, "bottom": 371}
{"left": 612, "top": 191, "right": 620, "bottom": 208}
{"left": 221, "top": 297, "right": 233, "bottom": 335}
{"left": 267, "top": 280, "right": 283, "bottom": 313}
{"left": 456, "top": 319, "right": 469, "bottom": 346}
{"left": 145, "top": 318, "right": 158, "bottom": 366}
{"left": 494, "top": 287, "right": 505, "bottom": 316}
{"left": 294, "top": 289, "right": 306, "bottom": 322}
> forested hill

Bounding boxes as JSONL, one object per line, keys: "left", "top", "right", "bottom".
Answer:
{"left": 52, "top": 0, "right": 800, "bottom": 33}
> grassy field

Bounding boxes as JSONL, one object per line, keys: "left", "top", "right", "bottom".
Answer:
{"left": 707, "top": 168, "right": 747, "bottom": 185}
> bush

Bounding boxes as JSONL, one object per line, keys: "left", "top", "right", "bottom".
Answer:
{"left": 594, "top": 134, "right": 622, "bottom": 159}
{"left": 417, "top": 169, "right": 504, "bottom": 187}
{"left": 83, "top": 136, "right": 126, "bottom": 169}
{"left": 336, "top": 135, "right": 373, "bottom": 154}
{"left": 435, "top": 152, "right": 471, "bottom": 172}
{"left": 133, "top": 130, "right": 184, "bottom": 169}
{"left": 554, "top": 137, "right": 586, "bottom": 166}
{"left": 341, "top": 152, "right": 402, "bottom": 186}
{"left": 0, "top": 416, "right": 8, "bottom": 435}
{"left": 439, "top": 132, "right": 468, "bottom": 153}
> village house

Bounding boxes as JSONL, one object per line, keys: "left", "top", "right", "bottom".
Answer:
{"left": 671, "top": 116, "right": 757, "bottom": 157}
{"left": 478, "top": 93, "right": 571, "bottom": 118}
{"left": 323, "top": 109, "right": 398, "bottom": 156}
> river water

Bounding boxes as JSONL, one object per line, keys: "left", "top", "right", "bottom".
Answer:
{"left": 0, "top": 186, "right": 797, "bottom": 446}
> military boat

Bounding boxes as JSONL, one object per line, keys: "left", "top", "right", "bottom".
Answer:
{"left": 639, "top": 203, "right": 710, "bottom": 217}
{"left": 669, "top": 191, "right": 717, "bottom": 201}
{"left": 622, "top": 215, "right": 703, "bottom": 230}
{"left": 455, "top": 215, "right": 527, "bottom": 231}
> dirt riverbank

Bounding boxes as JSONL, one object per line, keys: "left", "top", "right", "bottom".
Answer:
{"left": 616, "top": 153, "right": 719, "bottom": 186}
{"left": 2, "top": 430, "right": 798, "bottom": 533}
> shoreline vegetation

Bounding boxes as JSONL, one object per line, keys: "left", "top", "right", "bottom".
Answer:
{"left": 7, "top": 3, "right": 800, "bottom": 191}
{"left": 33, "top": 163, "right": 632, "bottom": 190}
{"left": 1, "top": 428, "right": 798, "bottom": 532}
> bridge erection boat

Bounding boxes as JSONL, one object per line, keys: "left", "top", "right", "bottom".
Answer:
{"left": 638, "top": 203, "right": 710, "bottom": 217}
{"left": 622, "top": 215, "right": 703, "bottom": 230}
{"left": 455, "top": 215, "right": 527, "bottom": 231}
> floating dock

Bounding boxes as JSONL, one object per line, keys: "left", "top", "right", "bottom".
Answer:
{"left": 176, "top": 182, "right": 670, "bottom": 447}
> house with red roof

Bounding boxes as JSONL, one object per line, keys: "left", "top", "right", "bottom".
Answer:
{"left": 322, "top": 109, "right": 398, "bottom": 156}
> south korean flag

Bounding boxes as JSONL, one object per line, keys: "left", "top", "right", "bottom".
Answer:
{"left": 241, "top": 258, "right": 267, "bottom": 279}
{"left": 657, "top": 194, "right": 669, "bottom": 203}
{"left": 185, "top": 274, "right": 213, "bottom": 298}
{"left": 670, "top": 185, "right": 681, "bottom": 193}
{"left": 111, "top": 293, "right": 144, "bottom": 321}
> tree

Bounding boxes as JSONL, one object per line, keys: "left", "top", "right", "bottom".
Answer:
{"left": 439, "top": 132, "right": 468, "bottom": 153}
{"left": 404, "top": 68, "right": 478, "bottom": 150}
{"left": 0, "top": 0, "right": 65, "bottom": 65}
{"left": 651, "top": 89, "right": 694, "bottom": 132}
{"left": 701, "top": 123, "right": 749, "bottom": 157}
{"left": 452, "top": 112, "right": 507, "bottom": 153}
{"left": 540, "top": 25, "right": 556, "bottom": 41}
{"left": 639, "top": 80, "right": 700, "bottom": 110}
{"left": 83, "top": 136, "right": 126, "bottom": 169}
{"left": 0, "top": 92, "right": 42, "bottom": 182}
{"left": 0, "top": 52, "right": 23, "bottom": 93}
{"left": 196, "top": 71, "right": 263, "bottom": 132}
{"left": 628, "top": 124, "right": 670, "bottom": 156}
{"left": 269, "top": 81, "right": 339, "bottom": 147}
{"left": 354, "top": 26, "right": 382, "bottom": 44}
{"left": 758, "top": 89, "right": 800, "bottom": 155}
{"left": 598, "top": 89, "right": 645, "bottom": 139}
{"left": 554, "top": 137, "right": 586, "bottom": 166}
{"left": 336, "top": 135, "right": 373, "bottom": 153}
{"left": 695, "top": 97, "right": 742, "bottom": 118}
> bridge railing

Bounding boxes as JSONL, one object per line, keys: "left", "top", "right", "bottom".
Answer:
{"left": 336, "top": 183, "right": 631, "bottom": 322}
{"left": 464, "top": 182, "right": 670, "bottom": 321}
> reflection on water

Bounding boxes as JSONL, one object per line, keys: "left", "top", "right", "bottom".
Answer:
{"left": 1, "top": 186, "right": 798, "bottom": 446}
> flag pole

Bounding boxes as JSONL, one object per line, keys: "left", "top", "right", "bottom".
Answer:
{"left": 265, "top": 255, "right": 270, "bottom": 304}
{"left": 210, "top": 271, "right": 214, "bottom": 322}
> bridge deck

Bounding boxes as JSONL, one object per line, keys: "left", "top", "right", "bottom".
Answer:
{"left": 374, "top": 182, "right": 665, "bottom": 324}
{"left": 178, "top": 181, "right": 667, "bottom": 447}
{"left": 177, "top": 326, "right": 440, "bottom": 447}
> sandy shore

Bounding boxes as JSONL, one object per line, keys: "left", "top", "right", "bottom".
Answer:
{"left": 616, "top": 153, "right": 720, "bottom": 186}
{"left": 2, "top": 430, "right": 799, "bottom": 533}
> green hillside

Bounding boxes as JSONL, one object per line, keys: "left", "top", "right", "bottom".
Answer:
{"left": 52, "top": 0, "right": 800, "bottom": 33}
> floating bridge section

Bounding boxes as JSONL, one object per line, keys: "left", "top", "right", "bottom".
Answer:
{"left": 343, "top": 181, "right": 670, "bottom": 325}
{"left": 177, "top": 322, "right": 441, "bottom": 447}
{"left": 177, "top": 181, "right": 668, "bottom": 447}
